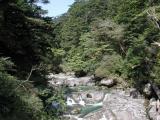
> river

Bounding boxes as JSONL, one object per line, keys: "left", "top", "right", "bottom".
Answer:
{"left": 48, "top": 73, "right": 160, "bottom": 120}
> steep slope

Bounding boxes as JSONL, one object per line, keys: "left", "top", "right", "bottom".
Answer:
{"left": 56, "top": 0, "right": 160, "bottom": 90}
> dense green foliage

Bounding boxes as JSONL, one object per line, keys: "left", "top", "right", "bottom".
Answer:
{"left": 0, "top": 0, "right": 65, "bottom": 119}
{"left": 55, "top": 0, "right": 160, "bottom": 90}
{"left": 1, "top": 0, "right": 160, "bottom": 119}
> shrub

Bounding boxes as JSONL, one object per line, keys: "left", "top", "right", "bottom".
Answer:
{"left": 95, "top": 54, "right": 124, "bottom": 78}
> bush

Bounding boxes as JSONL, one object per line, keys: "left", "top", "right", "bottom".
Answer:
{"left": 95, "top": 54, "right": 124, "bottom": 78}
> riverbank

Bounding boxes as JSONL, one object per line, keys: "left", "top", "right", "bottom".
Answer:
{"left": 47, "top": 73, "right": 160, "bottom": 120}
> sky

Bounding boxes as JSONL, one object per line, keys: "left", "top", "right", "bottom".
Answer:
{"left": 39, "top": 0, "right": 75, "bottom": 17}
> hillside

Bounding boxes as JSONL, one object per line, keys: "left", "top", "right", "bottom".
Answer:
{"left": 1, "top": 0, "right": 160, "bottom": 119}
{"left": 56, "top": 0, "right": 160, "bottom": 90}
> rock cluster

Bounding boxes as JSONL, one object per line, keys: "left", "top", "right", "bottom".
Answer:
{"left": 84, "top": 89, "right": 149, "bottom": 120}
{"left": 48, "top": 73, "right": 160, "bottom": 120}
{"left": 48, "top": 73, "right": 94, "bottom": 87}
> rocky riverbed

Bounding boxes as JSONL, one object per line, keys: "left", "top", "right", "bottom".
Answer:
{"left": 48, "top": 73, "right": 160, "bottom": 120}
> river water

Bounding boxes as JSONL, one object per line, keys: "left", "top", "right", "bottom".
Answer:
{"left": 48, "top": 73, "right": 157, "bottom": 120}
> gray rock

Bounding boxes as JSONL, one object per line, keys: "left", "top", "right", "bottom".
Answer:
{"left": 84, "top": 90, "right": 148, "bottom": 120}
{"left": 149, "top": 98, "right": 156, "bottom": 104}
{"left": 48, "top": 73, "right": 93, "bottom": 87}
{"left": 148, "top": 100, "right": 160, "bottom": 120}
{"left": 100, "top": 79, "right": 116, "bottom": 87}
{"left": 71, "top": 91, "right": 105, "bottom": 104}
{"left": 116, "top": 111, "right": 132, "bottom": 120}
{"left": 49, "top": 73, "right": 150, "bottom": 120}
{"left": 129, "top": 88, "right": 139, "bottom": 98}
{"left": 143, "top": 83, "right": 152, "bottom": 97}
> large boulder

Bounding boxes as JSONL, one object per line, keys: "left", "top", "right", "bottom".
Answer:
{"left": 100, "top": 79, "right": 116, "bottom": 87}
{"left": 84, "top": 89, "right": 149, "bottom": 120}
{"left": 48, "top": 73, "right": 94, "bottom": 87}
{"left": 148, "top": 100, "right": 160, "bottom": 120}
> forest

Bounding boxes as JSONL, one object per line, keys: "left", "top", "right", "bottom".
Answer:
{"left": 1, "top": 0, "right": 160, "bottom": 119}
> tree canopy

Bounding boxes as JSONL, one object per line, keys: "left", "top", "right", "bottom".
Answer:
{"left": 57, "top": 0, "right": 160, "bottom": 90}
